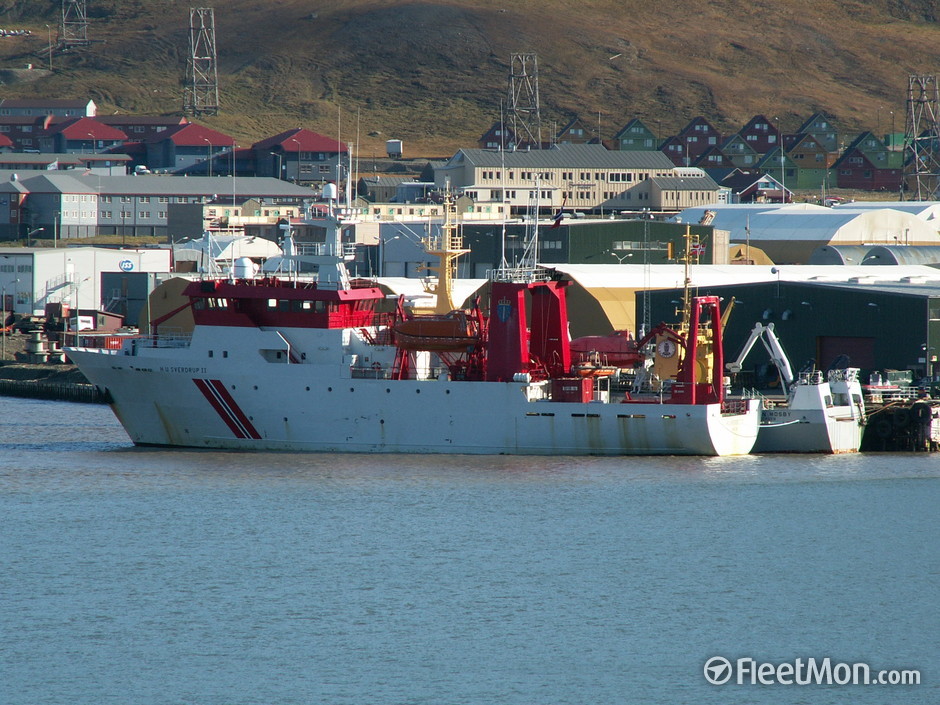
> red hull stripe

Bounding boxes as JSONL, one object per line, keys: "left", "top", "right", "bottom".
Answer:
{"left": 208, "top": 379, "right": 262, "bottom": 439}
{"left": 193, "top": 378, "right": 261, "bottom": 440}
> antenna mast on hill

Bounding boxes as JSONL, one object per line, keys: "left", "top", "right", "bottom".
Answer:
{"left": 183, "top": 7, "right": 220, "bottom": 117}
{"left": 60, "top": 0, "right": 90, "bottom": 48}
{"left": 902, "top": 74, "right": 940, "bottom": 200}
{"left": 506, "top": 53, "right": 542, "bottom": 149}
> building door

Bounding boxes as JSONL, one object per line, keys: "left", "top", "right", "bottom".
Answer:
{"left": 817, "top": 336, "right": 875, "bottom": 370}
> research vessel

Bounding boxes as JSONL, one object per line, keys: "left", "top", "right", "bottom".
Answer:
{"left": 66, "top": 202, "right": 760, "bottom": 456}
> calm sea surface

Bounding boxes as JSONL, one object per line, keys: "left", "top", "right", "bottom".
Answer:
{"left": 1, "top": 396, "right": 937, "bottom": 705}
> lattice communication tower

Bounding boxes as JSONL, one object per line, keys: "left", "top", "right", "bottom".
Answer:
{"left": 902, "top": 75, "right": 940, "bottom": 200}
{"left": 60, "top": 0, "right": 90, "bottom": 48}
{"left": 183, "top": 7, "right": 220, "bottom": 116}
{"left": 506, "top": 53, "right": 542, "bottom": 149}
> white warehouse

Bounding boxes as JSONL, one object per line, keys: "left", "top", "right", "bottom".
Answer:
{"left": 0, "top": 246, "right": 171, "bottom": 317}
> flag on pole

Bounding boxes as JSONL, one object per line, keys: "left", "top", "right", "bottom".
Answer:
{"left": 551, "top": 198, "right": 567, "bottom": 229}
{"left": 690, "top": 241, "right": 707, "bottom": 257}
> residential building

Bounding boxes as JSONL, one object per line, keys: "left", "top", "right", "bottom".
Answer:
{"left": 693, "top": 146, "right": 735, "bottom": 169}
{"left": 144, "top": 123, "right": 237, "bottom": 175}
{"left": 645, "top": 171, "right": 722, "bottom": 211}
{"left": 613, "top": 118, "right": 659, "bottom": 151}
{"left": 717, "top": 170, "right": 790, "bottom": 203}
{"left": 96, "top": 115, "right": 190, "bottom": 142}
{"left": 435, "top": 143, "right": 677, "bottom": 214}
{"left": 0, "top": 152, "right": 130, "bottom": 175}
{"left": 555, "top": 116, "right": 596, "bottom": 145}
{"left": 167, "top": 196, "right": 303, "bottom": 241}
{"left": 671, "top": 116, "right": 723, "bottom": 165}
{"left": 0, "top": 171, "right": 315, "bottom": 241}
{"left": 736, "top": 115, "right": 781, "bottom": 156}
{"left": 755, "top": 147, "right": 797, "bottom": 196}
{"left": 0, "top": 98, "right": 96, "bottom": 118}
{"left": 833, "top": 132, "right": 903, "bottom": 191}
{"left": 251, "top": 128, "right": 348, "bottom": 186}
{"left": 477, "top": 121, "right": 518, "bottom": 150}
{"left": 718, "top": 134, "right": 760, "bottom": 168}
{"left": 783, "top": 133, "right": 833, "bottom": 189}
{"left": 797, "top": 112, "right": 840, "bottom": 153}
{"left": 38, "top": 117, "right": 128, "bottom": 154}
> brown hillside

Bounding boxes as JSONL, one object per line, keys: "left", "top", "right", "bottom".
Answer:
{"left": 0, "top": 1, "right": 938, "bottom": 156}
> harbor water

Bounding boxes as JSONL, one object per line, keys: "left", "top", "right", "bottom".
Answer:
{"left": 1, "top": 397, "right": 936, "bottom": 705}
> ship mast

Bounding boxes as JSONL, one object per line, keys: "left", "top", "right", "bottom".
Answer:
{"left": 423, "top": 189, "right": 470, "bottom": 313}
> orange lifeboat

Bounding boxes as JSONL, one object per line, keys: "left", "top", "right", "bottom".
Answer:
{"left": 393, "top": 310, "right": 480, "bottom": 351}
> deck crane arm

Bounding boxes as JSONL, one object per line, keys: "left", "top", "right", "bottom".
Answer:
{"left": 725, "top": 322, "right": 795, "bottom": 394}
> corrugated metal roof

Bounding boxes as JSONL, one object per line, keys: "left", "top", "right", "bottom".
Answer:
{"left": 7, "top": 172, "right": 314, "bottom": 197}
{"left": 451, "top": 143, "right": 675, "bottom": 170}
{"left": 833, "top": 200, "right": 940, "bottom": 221}
{"left": 650, "top": 174, "right": 719, "bottom": 190}
{"left": 676, "top": 203, "right": 940, "bottom": 243}
{"left": 551, "top": 263, "right": 940, "bottom": 289}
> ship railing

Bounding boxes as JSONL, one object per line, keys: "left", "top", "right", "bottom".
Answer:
{"left": 863, "top": 385, "right": 923, "bottom": 403}
{"left": 294, "top": 243, "right": 328, "bottom": 256}
{"left": 129, "top": 334, "right": 193, "bottom": 351}
{"left": 720, "top": 398, "right": 751, "bottom": 415}
{"left": 488, "top": 266, "right": 552, "bottom": 283}
{"left": 350, "top": 364, "right": 453, "bottom": 381}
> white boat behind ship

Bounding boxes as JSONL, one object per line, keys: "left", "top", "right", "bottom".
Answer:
{"left": 727, "top": 322, "right": 866, "bottom": 453}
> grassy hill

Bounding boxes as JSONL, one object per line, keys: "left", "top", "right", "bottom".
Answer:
{"left": 0, "top": 0, "right": 939, "bottom": 157}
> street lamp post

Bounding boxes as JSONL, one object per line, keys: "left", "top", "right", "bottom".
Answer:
{"left": 45, "top": 24, "right": 52, "bottom": 70}
{"left": 203, "top": 138, "right": 212, "bottom": 177}
{"left": 775, "top": 117, "right": 786, "bottom": 203}
{"left": 609, "top": 250, "right": 633, "bottom": 264}
{"left": 270, "top": 151, "right": 284, "bottom": 180}
{"left": 288, "top": 138, "right": 302, "bottom": 182}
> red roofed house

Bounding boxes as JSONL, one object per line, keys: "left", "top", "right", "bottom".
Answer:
{"left": 252, "top": 128, "right": 348, "bottom": 185}
{"left": 144, "top": 123, "right": 237, "bottom": 174}
{"left": 96, "top": 115, "right": 190, "bottom": 143}
{"left": 39, "top": 117, "right": 128, "bottom": 154}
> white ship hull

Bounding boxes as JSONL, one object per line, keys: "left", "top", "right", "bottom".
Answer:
{"left": 68, "top": 344, "right": 759, "bottom": 456}
{"left": 753, "top": 407, "right": 863, "bottom": 454}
